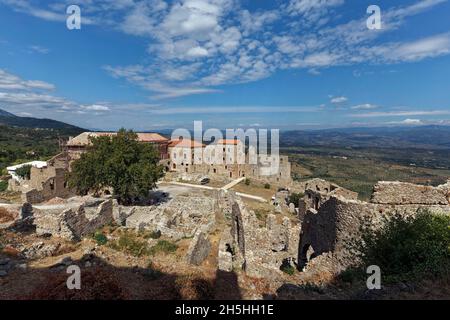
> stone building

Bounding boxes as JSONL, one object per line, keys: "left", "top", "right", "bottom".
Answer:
{"left": 8, "top": 153, "right": 74, "bottom": 204}
{"left": 168, "top": 138, "right": 206, "bottom": 172}
{"left": 168, "top": 137, "right": 292, "bottom": 185}
{"left": 66, "top": 132, "right": 170, "bottom": 161}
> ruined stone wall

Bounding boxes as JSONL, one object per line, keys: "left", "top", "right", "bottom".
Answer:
{"left": 298, "top": 179, "right": 358, "bottom": 221}
{"left": 34, "top": 199, "right": 113, "bottom": 241}
{"left": 298, "top": 195, "right": 450, "bottom": 274}
{"left": 21, "top": 167, "right": 74, "bottom": 204}
{"left": 124, "top": 194, "right": 216, "bottom": 240}
{"left": 371, "top": 181, "right": 450, "bottom": 205}
{"left": 218, "top": 192, "right": 300, "bottom": 278}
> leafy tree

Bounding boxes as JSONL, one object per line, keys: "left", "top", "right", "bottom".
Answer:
{"left": 288, "top": 192, "right": 304, "bottom": 206}
{"left": 16, "top": 165, "right": 32, "bottom": 180}
{"left": 68, "top": 129, "right": 164, "bottom": 204}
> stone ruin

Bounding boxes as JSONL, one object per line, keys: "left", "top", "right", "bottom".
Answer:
{"left": 124, "top": 194, "right": 216, "bottom": 240}
{"left": 4, "top": 172, "right": 450, "bottom": 281}
{"left": 33, "top": 198, "right": 114, "bottom": 241}
{"left": 297, "top": 179, "right": 450, "bottom": 275}
{"left": 8, "top": 153, "right": 75, "bottom": 204}
{"left": 216, "top": 178, "right": 450, "bottom": 279}
{"left": 217, "top": 191, "right": 300, "bottom": 278}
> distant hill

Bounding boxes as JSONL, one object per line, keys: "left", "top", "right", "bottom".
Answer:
{"left": 281, "top": 125, "right": 450, "bottom": 150}
{"left": 0, "top": 108, "right": 84, "bottom": 134}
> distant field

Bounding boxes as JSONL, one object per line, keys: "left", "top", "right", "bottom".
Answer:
{"left": 286, "top": 147, "right": 450, "bottom": 200}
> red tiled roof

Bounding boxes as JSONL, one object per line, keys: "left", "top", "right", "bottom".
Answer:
{"left": 169, "top": 138, "right": 205, "bottom": 148}
{"left": 67, "top": 132, "right": 168, "bottom": 146}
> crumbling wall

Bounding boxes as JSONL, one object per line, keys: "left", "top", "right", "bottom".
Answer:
{"left": 13, "top": 153, "right": 75, "bottom": 204}
{"left": 34, "top": 199, "right": 113, "bottom": 241}
{"left": 298, "top": 178, "right": 358, "bottom": 220}
{"left": 218, "top": 191, "right": 300, "bottom": 278}
{"left": 371, "top": 181, "right": 450, "bottom": 205}
{"left": 298, "top": 193, "right": 450, "bottom": 275}
{"left": 125, "top": 195, "right": 216, "bottom": 240}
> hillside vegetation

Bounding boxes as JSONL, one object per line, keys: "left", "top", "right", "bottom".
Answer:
{"left": 0, "top": 125, "right": 83, "bottom": 173}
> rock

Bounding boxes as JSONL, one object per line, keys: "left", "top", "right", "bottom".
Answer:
{"left": 34, "top": 199, "right": 114, "bottom": 241}
{"left": 0, "top": 270, "right": 7, "bottom": 277}
{"left": 19, "top": 203, "right": 33, "bottom": 220}
{"left": 22, "top": 242, "right": 57, "bottom": 259}
{"left": 289, "top": 203, "right": 296, "bottom": 213}
{"left": 186, "top": 230, "right": 211, "bottom": 266}
{"left": 218, "top": 250, "right": 233, "bottom": 272}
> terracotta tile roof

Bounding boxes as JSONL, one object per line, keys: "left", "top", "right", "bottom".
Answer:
{"left": 216, "top": 139, "right": 241, "bottom": 145}
{"left": 67, "top": 132, "right": 168, "bottom": 146}
{"left": 169, "top": 138, "right": 205, "bottom": 148}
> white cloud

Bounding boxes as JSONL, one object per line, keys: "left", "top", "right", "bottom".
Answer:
{"left": 81, "top": 104, "right": 111, "bottom": 112}
{"left": 29, "top": 45, "right": 50, "bottom": 54}
{"left": 186, "top": 46, "right": 209, "bottom": 58}
{"left": 351, "top": 103, "right": 378, "bottom": 110}
{"left": 350, "top": 110, "right": 450, "bottom": 118}
{"left": 2, "top": 0, "right": 449, "bottom": 100}
{"left": 401, "top": 118, "right": 423, "bottom": 125}
{"left": 330, "top": 96, "right": 348, "bottom": 104}
{"left": 0, "top": 69, "right": 55, "bottom": 91}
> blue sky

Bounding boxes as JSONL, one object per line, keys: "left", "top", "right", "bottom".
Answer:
{"left": 0, "top": 0, "right": 449, "bottom": 130}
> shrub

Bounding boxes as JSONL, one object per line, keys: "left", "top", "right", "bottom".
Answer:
{"left": 15, "top": 165, "right": 32, "bottom": 180}
{"left": 351, "top": 210, "right": 450, "bottom": 282}
{"left": 93, "top": 232, "right": 108, "bottom": 245}
{"left": 143, "top": 230, "right": 161, "bottom": 240}
{"left": 280, "top": 259, "right": 296, "bottom": 275}
{"left": 244, "top": 178, "right": 250, "bottom": 186}
{"left": 109, "top": 230, "right": 149, "bottom": 257}
{"left": 149, "top": 240, "right": 178, "bottom": 256}
{"left": 280, "top": 265, "right": 296, "bottom": 275}
{"left": 0, "top": 180, "right": 8, "bottom": 192}
{"left": 264, "top": 183, "right": 271, "bottom": 189}
{"left": 288, "top": 192, "right": 304, "bottom": 207}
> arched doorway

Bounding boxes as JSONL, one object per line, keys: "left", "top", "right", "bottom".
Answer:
{"left": 298, "top": 244, "right": 316, "bottom": 270}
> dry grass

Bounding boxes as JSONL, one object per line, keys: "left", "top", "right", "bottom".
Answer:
{"left": 0, "top": 207, "right": 16, "bottom": 223}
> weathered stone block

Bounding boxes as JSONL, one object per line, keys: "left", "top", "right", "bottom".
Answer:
{"left": 186, "top": 230, "right": 211, "bottom": 266}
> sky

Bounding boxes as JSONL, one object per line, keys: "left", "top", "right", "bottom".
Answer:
{"left": 0, "top": 0, "right": 449, "bottom": 131}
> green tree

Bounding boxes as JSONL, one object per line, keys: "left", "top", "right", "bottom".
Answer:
{"left": 288, "top": 192, "right": 304, "bottom": 206}
{"left": 68, "top": 129, "right": 164, "bottom": 205}
{"left": 15, "top": 165, "right": 32, "bottom": 180}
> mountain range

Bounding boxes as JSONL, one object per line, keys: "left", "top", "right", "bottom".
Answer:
{"left": 0, "top": 108, "right": 84, "bottom": 133}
